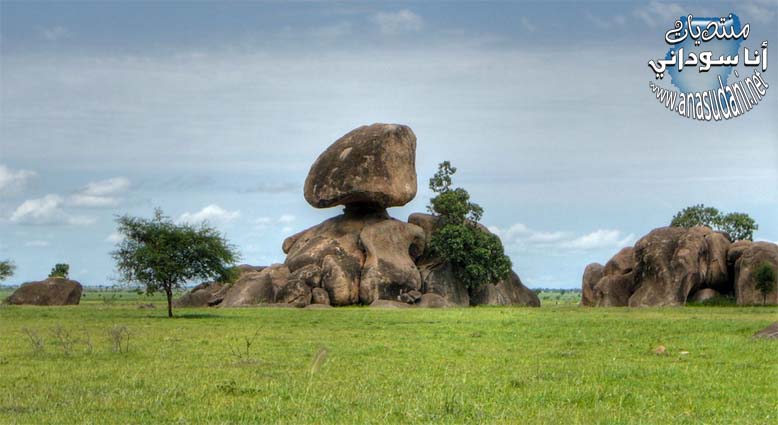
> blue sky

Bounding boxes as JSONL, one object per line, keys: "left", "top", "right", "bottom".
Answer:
{"left": 1, "top": 1, "right": 776, "bottom": 288}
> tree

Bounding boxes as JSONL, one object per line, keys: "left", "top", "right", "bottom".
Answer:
{"left": 0, "top": 260, "right": 15, "bottom": 281}
{"left": 49, "top": 263, "right": 70, "bottom": 279}
{"left": 427, "top": 161, "right": 512, "bottom": 289}
{"left": 753, "top": 262, "right": 776, "bottom": 306}
{"left": 111, "top": 208, "right": 239, "bottom": 317}
{"left": 670, "top": 204, "right": 758, "bottom": 241}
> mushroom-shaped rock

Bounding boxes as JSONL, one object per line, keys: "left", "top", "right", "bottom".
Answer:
{"left": 733, "top": 242, "right": 778, "bottom": 305}
{"left": 358, "top": 219, "right": 425, "bottom": 304}
{"left": 304, "top": 123, "right": 417, "bottom": 209}
{"left": 629, "top": 226, "right": 730, "bottom": 307}
{"left": 6, "top": 277, "right": 83, "bottom": 306}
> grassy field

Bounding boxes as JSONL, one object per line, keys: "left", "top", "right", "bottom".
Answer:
{"left": 0, "top": 291, "right": 776, "bottom": 424}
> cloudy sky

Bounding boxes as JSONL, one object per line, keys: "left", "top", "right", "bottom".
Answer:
{"left": 1, "top": 1, "right": 776, "bottom": 288}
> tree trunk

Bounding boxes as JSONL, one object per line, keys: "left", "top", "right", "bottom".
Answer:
{"left": 166, "top": 287, "right": 173, "bottom": 318}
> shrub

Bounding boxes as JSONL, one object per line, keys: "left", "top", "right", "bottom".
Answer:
{"left": 670, "top": 204, "right": 757, "bottom": 241}
{"left": 427, "top": 161, "right": 512, "bottom": 289}
{"left": 753, "top": 262, "right": 776, "bottom": 305}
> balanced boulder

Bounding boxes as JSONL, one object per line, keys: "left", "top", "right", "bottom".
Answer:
{"left": 6, "top": 277, "right": 82, "bottom": 306}
{"left": 304, "top": 123, "right": 417, "bottom": 209}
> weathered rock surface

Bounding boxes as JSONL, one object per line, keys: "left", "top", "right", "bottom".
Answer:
{"left": 220, "top": 264, "right": 290, "bottom": 307}
{"left": 418, "top": 293, "right": 451, "bottom": 308}
{"left": 359, "top": 219, "right": 425, "bottom": 304}
{"left": 589, "top": 247, "right": 636, "bottom": 307}
{"left": 753, "top": 322, "right": 778, "bottom": 339}
{"left": 469, "top": 271, "right": 541, "bottom": 307}
{"left": 370, "top": 299, "right": 412, "bottom": 308}
{"left": 581, "top": 263, "right": 604, "bottom": 306}
{"left": 629, "top": 227, "right": 729, "bottom": 307}
{"left": 311, "top": 287, "right": 331, "bottom": 305}
{"left": 304, "top": 123, "right": 417, "bottom": 209}
{"left": 175, "top": 282, "right": 228, "bottom": 307}
{"left": 733, "top": 242, "right": 778, "bottom": 305}
{"left": 6, "top": 277, "right": 82, "bottom": 306}
{"left": 418, "top": 261, "right": 470, "bottom": 306}
{"left": 688, "top": 288, "right": 721, "bottom": 303}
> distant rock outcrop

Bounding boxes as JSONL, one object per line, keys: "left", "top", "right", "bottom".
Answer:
{"left": 582, "top": 226, "right": 778, "bottom": 307}
{"left": 178, "top": 123, "right": 539, "bottom": 308}
{"left": 6, "top": 277, "right": 83, "bottom": 306}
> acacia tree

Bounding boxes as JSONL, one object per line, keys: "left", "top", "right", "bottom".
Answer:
{"left": 427, "top": 161, "right": 512, "bottom": 289}
{"left": 111, "top": 208, "right": 239, "bottom": 317}
{"left": 0, "top": 260, "right": 15, "bottom": 281}
{"left": 670, "top": 204, "right": 758, "bottom": 241}
{"left": 753, "top": 262, "right": 776, "bottom": 306}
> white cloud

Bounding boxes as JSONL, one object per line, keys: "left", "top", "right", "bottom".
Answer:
{"left": 281, "top": 226, "right": 293, "bottom": 234}
{"left": 105, "top": 232, "right": 124, "bottom": 243}
{"left": 372, "top": 10, "right": 423, "bottom": 35}
{"left": 490, "top": 222, "right": 634, "bottom": 253}
{"left": 0, "top": 165, "right": 36, "bottom": 193}
{"left": 178, "top": 204, "right": 240, "bottom": 224}
{"left": 68, "top": 177, "right": 130, "bottom": 208}
{"left": 278, "top": 214, "right": 295, "bottom": 224}
{"left": 10, "top": 194, "right": 95, "bottom": 225}
{"left": 24, "top": 240, "right": 50, "bottom": 247}
{"left": 633, "top": 1, "right": 684, "bottom": 28}
{"left": 39, "top": 25, "right": 70, "bottom": 41}
{"left": 560, "top": 229, "right": 636, "bottom": 250}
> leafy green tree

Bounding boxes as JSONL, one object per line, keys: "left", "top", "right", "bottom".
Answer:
{"left": 111, "top": 208, "right": 239, "bottom": 317}
{"left": 670, "top": 204, "right": 758, "bottom": 241}
{"left": 49, "top": 263, "right": 70, "bottom": 279}
{"left": 753, "top": 262, "right": 776, "bottom": 306}
{"left": 427, "top": 161, "right": 511, "bottom": 289}
{"left": 0, "top": 260, "right": 15, "bottom": 281}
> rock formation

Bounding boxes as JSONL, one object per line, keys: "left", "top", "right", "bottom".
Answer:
{"left": 178, "top": 123, "right": 539, "bottom": 308}
{"left": 582, "top": 226, "right": 778, "bottom": 307}
{"left": 6, "top": 277, "right": 83, "bottom": 306}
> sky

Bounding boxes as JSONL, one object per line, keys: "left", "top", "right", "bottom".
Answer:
{"left": 1, "top": 1, "right": 776, "bottom": 289}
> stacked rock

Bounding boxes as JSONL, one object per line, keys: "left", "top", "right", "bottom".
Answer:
{"left": 181, "top": 123, "right": 539, "bottom": 308}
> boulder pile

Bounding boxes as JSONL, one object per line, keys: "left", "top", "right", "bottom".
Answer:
{"left": 181, "top": 123, "right": 539, "bottom": 308}
{"left": 582, "top": 226, "right": 778, "bottom": 307}
{"left": 6, "top": 277, "right": 83, "bottom": 306}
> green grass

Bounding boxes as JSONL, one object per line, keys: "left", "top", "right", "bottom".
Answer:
{"left": 0, "top": 292, "right": 776, "bottom": 424}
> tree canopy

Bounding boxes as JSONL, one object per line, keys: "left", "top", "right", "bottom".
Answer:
{"left": 49, "top": 263, "right": 70, "bottom": 279}
{"left": 0, "top": 260, "right": 15, "bottom": 282}
{"left": 670, "top": 204, "right": 758, "bottom": 241}
{"left": 427, "top": 161, "right": 511, "bottom": 289}
{"left": 111, "top": 208, "right": 239, "bottom": 317}
{"left": 753, "top": 262, "right": 776, "bottom": 306}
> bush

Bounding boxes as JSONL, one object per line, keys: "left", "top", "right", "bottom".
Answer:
{"left": 753, "top": 262, "right": 776, "bottom": 305}
{"left": 49, "top": 263, "right": 70, "bottom": 279}
{"left": 427, "top": 161, "right": 511, "bottom": 289}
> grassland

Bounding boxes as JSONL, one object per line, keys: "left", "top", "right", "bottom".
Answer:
{"left": 0, "top": 289, "right": 776, "bottom": 424}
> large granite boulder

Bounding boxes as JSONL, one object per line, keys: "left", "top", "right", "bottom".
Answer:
{"left": 418, "top": 260, "right": 470, "bottom": 306}
{"left": 283, "top": 209, "right": 389, "bottom": 305}
{"left": 304, "top": 123, "right": 417, "bottom": 209}
{"left": 581, "top": 263, "right": 604, "bottom": 306}
{"left": 733, "top": 242, "right": 778, "bottom": 305}
{"left": 175, "top": 264, "right": 264, "bottom": 307}
{"left": 358, "top": 219, "right": 425, "bottom": 304}
{"left": 469, "top": 271, "right": 541, "bottom": 307}
{"left": 589, "top": 247, "right": 636, "bottom": 307}
{"left": 220, "top": 264, "right": 290, "bottom": 307}
{"left": 6, "top": 277, "right": 82, "bottom": 306}
{"left": 629, "top": 226, "right": 730, "bottom": 307}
